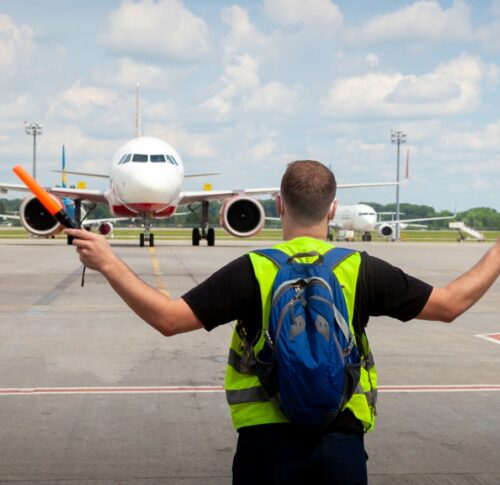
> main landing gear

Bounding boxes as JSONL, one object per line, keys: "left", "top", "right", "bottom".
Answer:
{"left": 189, "top": 201, "right": 215, "bottom": 246}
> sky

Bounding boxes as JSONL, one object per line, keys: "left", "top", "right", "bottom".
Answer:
{"left": 0, "top": 0, "right": 499, "bottom": 211}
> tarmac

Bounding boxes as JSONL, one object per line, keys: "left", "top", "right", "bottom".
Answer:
{"left": 0, "top": 237, "right": 498, "bottom": 484}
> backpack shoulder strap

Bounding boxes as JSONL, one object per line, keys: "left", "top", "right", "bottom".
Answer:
{"left": 252, "top": 248, "right": 289, "bottom": 268}
{"left": 322, "top": 247, "right": 356, "bottom": 271}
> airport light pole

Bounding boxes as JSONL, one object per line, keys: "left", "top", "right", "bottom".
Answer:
{"left": 390, "top": 130, "right": 406, "bottom": 241}
{"left": 24, "top": 122, "right": 43, "bottom": 180}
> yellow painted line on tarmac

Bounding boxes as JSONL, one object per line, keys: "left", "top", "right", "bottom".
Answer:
{"left": 148, "top": 246, "right": 170, "bottom": 297}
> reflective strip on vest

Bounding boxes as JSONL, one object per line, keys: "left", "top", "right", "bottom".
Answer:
{"left": 354, "top": 381, "right": 378, "bottom": 406}
{"left": 226, "top": 386, "right": 268, "bottom": 405}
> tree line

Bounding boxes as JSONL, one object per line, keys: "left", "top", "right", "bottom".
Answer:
{"left": 360, "top": 202, "right": 500, "bottom": 230}
{"left": 1, "top": 198, "right": 499, "bottom": 230}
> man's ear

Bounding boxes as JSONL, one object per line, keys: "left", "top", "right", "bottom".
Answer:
{"left": 276, "top": 194, "right": 284, "bottom": 216}
{"left": 328, "top": 199, "right": 337, "bottom": 220}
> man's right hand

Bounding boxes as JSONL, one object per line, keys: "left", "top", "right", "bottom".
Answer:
{"left": 65, "top": 228, "right": 119, "bottom": 276}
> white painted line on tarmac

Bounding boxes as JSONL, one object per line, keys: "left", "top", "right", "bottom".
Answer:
{"left": 0, "top": 384, "right": 499, "bottom": 397}
{"left": 475, "top": 333, "right": 500, "bottom": 345}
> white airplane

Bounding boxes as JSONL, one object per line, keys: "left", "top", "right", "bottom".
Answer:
{"left": 0, "top": 215, "right": 14, "bottom": 227}
{"left": 329, "top": 203, "right": 456, "bottom": 241}
{"left": 0, "top": 88, "right": 406, "bottom": 247}
{"left": 1, "top": 140, "right": 405, "bottom": 246}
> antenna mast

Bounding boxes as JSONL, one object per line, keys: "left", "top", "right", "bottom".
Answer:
{"left": 135, "top": 82, "right": 141, "bottom": 138}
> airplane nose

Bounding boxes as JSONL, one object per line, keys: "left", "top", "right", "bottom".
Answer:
{"left": 117, "top": 165, "right": 181, "bottom": 204}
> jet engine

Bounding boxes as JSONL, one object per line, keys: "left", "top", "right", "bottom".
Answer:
{"left": 378, "top": 224, "right": 394, "bottom": 238}
{"left": 19, "top": 194, "right": 63, "bottom": 237}
{"left": 97, "top": 222, "right": 113, "bottom": 236}
{"left": 219, "top": 196, "right": 265, "bottom": 237}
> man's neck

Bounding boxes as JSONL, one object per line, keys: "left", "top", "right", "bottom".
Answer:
{"left": 282, "top": 223, "right": 328, "bottom": 241}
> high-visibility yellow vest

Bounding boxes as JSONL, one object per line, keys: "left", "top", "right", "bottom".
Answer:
{"left": 224, "top": 237, "right": 378, "bottom": 432}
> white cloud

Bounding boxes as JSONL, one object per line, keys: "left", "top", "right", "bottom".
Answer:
{"left": 365, "top": 53, "right": 379, "bottom": 68}
{"left": 264, "top": 0, "right": 343, "bottom": 32}
{"left": 49, "top": 82, "right": 122, "bottom": 120}
{"left": 345, "top": 0, "right": 472, "bottom": 44}
{"left": 143, "top": 99, "right": 177, "bottom": 122}
{"left": 0, "top": 13, "right": 34, "bottom": 71}
{"left": 200, "top": 94, "right": 231, "bottom": 119}
{"left": 93, "top": 58, "right": 167, "bottom": 88}
{"left": 102, "top": 0, "right": 211, "bottom": 61}
{"left": 322, "top": 55, "right": 494, "bottom": 119}
{"left": 243, "top": 81, "right": 297, "bottom": 113}
{"left": 221, "top": 5, "right": 270, "bottom": 57}
{"left": 387, "top": 75, "right": 460, "bottom": 103}
{"left": 222, "top": 54, "right": 260, "bottom": 97}
{"left": 149, "top": 124, "right": 217, "bottom": 159}
{"left": 200, "top": 54, "right": 260, "bottom": 118}
{"left": 441, "top": 119, "right": 500, "bottom": 152}
{"left": 251, "top": 132, "right": 276, "bottom": 161}
{"left": 0, "top": 94, "right": 35, "bottom": 120}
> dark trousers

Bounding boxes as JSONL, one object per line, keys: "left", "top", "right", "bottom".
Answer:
{"left": 232, "top": 425, "right": 368, "bottom": 485}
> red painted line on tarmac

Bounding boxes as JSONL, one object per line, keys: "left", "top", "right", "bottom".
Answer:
{"left": 379, "top": 384, "right": 500, "bottom": 392}
{"left": 0, "top": 384, "right": 499, "bottom": 396}
{"left": 0, "top": 386, "right": 225, "bottom": 396}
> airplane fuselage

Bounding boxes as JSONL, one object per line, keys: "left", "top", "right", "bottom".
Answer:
{"left": 106, "top": 136, "right": 184, "bottom": 218}
{"left": 332, "top": 204, "right": 377, "bottom": 232}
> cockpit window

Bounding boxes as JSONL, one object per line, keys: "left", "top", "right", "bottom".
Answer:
{"left": 121, "top": 154, "right": 132, "bottom": 164}
{"left": 166, "top": 154, "right": 178, "bottom": 166}
{"left": 132, "top": 154, "right": 148, "bottom": 162}
{"left": 150, "top": 154, "right": 166, "bottom": 163}
{"left": 118, "top": 154, "right": 128, "bottom": 165}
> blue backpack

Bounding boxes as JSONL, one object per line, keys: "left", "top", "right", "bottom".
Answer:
{"left": 252, "top": 247, "right": 361, "bottom": 428}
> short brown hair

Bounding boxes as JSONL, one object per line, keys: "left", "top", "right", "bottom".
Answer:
{"left": 280, "top": 160, "right": 337, "bottom": 225}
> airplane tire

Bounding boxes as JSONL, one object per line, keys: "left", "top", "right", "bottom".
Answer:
{"left": 140, "top": 233, "right": 145, "bottom": 247}
{"left": 207, "top": 228, "right": 215, "bottom": 246}
{"left": 149, "top": 233, "right": 154, "bottom": 247}
{"left": 192, "top": 228, "right": 200, "bottom": 246}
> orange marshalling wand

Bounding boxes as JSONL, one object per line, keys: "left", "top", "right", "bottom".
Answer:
{"left": 12, "top": 165, "right": 79, "bottom": 229}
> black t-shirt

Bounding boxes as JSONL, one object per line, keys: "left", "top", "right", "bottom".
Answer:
{"left": 182, "top": 250, "right": 433, "bottom": 434}
{"left": 182, "top": 252, "right": 433, "bottom": 337}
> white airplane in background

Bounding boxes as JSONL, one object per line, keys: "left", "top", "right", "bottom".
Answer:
{"left": 0, "top": 86, "right": 406, "bottom": 247}
{"left": 329, "top": 203, "right": 456, "bottom": 241}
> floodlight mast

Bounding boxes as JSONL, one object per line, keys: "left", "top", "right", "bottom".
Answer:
{"left": 24, "top": 122, "right": 43, "bottom": 180}
{"left": 390, "top": 130, "right": 406, "bottom": 241}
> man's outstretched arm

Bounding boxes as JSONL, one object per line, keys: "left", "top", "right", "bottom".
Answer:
{"left": 417, "top": 238, "right": 500, "bottom": 323}
{"left": 65, "top": 228, "right": 203, "bottom": 336}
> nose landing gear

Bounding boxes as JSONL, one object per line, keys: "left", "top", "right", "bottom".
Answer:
{"left": 140, "top": 220, "right": 155, "bottom": 247}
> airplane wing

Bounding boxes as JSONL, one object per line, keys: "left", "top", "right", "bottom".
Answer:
{"left": 0, "top": 183, "right": 30, "bottom": 194}
{"left": 377, "top": 212, "right": 457, "bottom": 227}
{"left": 0, "top": 182, "right": 107, "bottom": 204}
{"left": 179, "top": 188, "right": 279, "bottom": 204}
{"left": 184, "top": 172, "right": 219, "bottom": 178}
{"left": 179, "top": 179, "right": 405, "bottom": 205}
